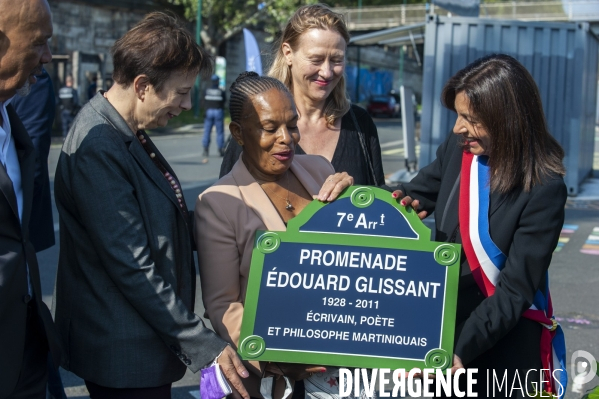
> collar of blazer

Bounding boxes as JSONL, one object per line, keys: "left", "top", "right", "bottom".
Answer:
{"left": 0, "top": 105, "right": 34, "bottom": 230}
{"left": 89, "top": 92, "right": 188, "bottom": 219}
{"left": 231, "top": 153, "right": 323, "bottom": 231}
{"left": 88, "top": 92, "right": 135, "bottom": 141}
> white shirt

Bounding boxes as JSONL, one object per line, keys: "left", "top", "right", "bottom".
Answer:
{"left": 0, "top": 97, "right": 31, "bottom": 296}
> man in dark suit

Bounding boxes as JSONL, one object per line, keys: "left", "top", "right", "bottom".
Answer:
{"left": 0, "top": 1, "right": 62, "bottom": 398}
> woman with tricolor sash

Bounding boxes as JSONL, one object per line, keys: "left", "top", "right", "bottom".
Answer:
{"left": 393, "top": 54, "right": 568, "bottom": 398}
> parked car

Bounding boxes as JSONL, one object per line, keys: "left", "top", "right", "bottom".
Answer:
{"left": 367, "top": 95, "right": 400, "bottom": 118}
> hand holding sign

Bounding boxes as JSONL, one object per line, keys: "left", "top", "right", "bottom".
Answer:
{"left": 316, "top": 172, "right": 354, "bottom": 202}
{"left": 391, "top": 189, "right": 428, "bottom": 220}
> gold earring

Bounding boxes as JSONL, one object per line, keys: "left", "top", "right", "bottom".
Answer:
{"left": 237, "top": 140, "right": 244, "bottom": 146}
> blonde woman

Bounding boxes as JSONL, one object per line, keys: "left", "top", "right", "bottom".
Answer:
{"left": 221, "top": 4, "right": 384, "bottom": 186}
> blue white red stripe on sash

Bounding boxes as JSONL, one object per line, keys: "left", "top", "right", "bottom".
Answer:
{"left": 458, "top": 151, "right": 567, "bottom": 398}
{"left": 460, "top": 153, "right": 504, "bottom": 296}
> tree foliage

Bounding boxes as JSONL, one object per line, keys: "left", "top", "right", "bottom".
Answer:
{"left": 156, "top": 0, "right": 433, "bottom": 55}
{"left": 159, "top": 0, "right": 511, "bottom": 54}
{"left": 156, "top": 0, "right": 321, "bottom": 55}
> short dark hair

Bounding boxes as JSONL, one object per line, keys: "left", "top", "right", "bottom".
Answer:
{"left": 442, "top": 54, "right": 565, "bottom": 193}
{"left": 111, "top": 12, "right": 212, "bottom": 92}
{"left": 229, "top": 71, "right": 292, "bottom": 123}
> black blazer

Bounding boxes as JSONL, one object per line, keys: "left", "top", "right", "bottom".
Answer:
{"left": 0, "top": 105, "right": 61, "bottom": 397}
{"left": 400, "top": 133, "right": 566, "bottom": 370}
{"left": 12, "top": 69, "right": 56, "bottom": 252}
{"left": 53, "top": 93, "right": 226, "bottom": 388}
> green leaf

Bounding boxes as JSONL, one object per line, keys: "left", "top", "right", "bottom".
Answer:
{"left": 582, "top": 385, "right": 599, "bottom": 399}
{"left": 589, "top": 385, "right": 599, "bottom": 398}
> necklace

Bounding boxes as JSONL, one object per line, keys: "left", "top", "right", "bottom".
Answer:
{"left": 258, "top": 171, "right": 294, "bottom": 211}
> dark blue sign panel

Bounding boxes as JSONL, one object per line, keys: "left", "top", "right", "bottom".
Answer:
{"left": 255, "top": 242, "right": 446, "bottom": 360}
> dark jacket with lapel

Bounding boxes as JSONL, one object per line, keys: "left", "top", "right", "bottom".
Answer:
{"left": 0, "top": 105, "right": 61, "bottom": 397}
{"left": 401, "top": 133, "right": 566, "bottom": 370}
{"left": 52, "top": 93, "right": 226, "bottom": 388}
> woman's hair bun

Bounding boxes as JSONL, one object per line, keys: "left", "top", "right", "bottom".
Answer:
{"left": 231, "top": 71, "right": 260, "bottom": 91}
{"left": 228, "top": 72, "right": 292, "bottom": 123}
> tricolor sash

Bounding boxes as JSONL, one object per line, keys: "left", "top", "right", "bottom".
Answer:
{"left": 459, "top": 152, "right": 567, "bottom": 398}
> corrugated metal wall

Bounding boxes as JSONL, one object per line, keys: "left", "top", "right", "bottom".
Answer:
{"left": 345, "top": 66, "right": 395, "bottom": 102}
{"left": 420, "top": 15, "right": 599, "bottom": 195}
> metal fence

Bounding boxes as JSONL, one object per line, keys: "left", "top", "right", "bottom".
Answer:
{"left": 336, "top": 4, "right": 429, "bottom": 30}
{"left": 334, "top": 1, "right": 599, "bottom": 31}
{"left": 419, "top": 15, "right": 599, "bottom": 195}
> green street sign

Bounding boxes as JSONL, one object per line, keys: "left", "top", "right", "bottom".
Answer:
{"left": 238, "top": 186, "right": 460, "bottom": 370}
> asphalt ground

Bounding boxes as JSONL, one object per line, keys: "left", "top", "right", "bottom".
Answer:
{"left": 37, "top": 119, "right": 599, "bottom": 398}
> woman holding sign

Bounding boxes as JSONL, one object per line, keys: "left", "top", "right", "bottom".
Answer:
{"left": 394, "top": 54, "right": 567, "bottom": 397}
{"left": 195, "top": 72, "right": 353, "bottom": 398}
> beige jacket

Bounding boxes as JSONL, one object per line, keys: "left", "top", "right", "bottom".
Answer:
{"left": 195, "top": 154, "right": 334, "bottom": 397}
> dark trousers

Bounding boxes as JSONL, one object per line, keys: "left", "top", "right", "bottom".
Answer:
{"left": 61, "top": 110, "right": 74, "bottom": 138}
{"left": 7, "top": 303, "right": 49, "bottom": 399}
{"left": 84, "top": 381, "right": 172, "bottom": 399}
{"left": 202, "top": 108, "right": 224, "bottom": 149}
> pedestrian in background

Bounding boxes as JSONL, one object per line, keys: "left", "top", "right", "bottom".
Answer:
{"left": 202, "top": 73, "right": 226, "bottom": 159}
{"left": 58, "top": 75, "right": 79, "bottom": 138}
{"left": 0, "top": 0, "right": 62, "bottom": 397}
{"left": 87, "top": 74, "right": 98, "bottom": 101}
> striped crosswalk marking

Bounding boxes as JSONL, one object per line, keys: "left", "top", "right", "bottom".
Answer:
{"left": 382, "top": 143, "right": 420, "bottom": 156}
{"left": 555, "top": 224, "right": 578, "bottom": 252}
{"left": 580, "top": 226, "right": 599, "bottom": 256}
